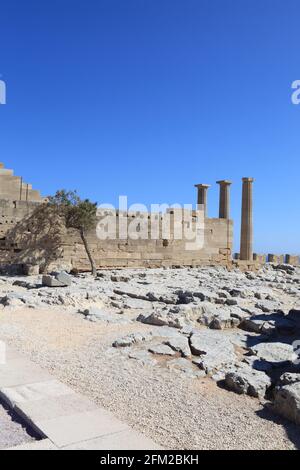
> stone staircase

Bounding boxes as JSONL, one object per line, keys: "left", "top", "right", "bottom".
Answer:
{"left": 0, "top": 163, "right": 42, "bottom": 201}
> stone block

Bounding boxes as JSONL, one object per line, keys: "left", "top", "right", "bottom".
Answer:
{"left": 253, "top": 254, "right": 266, "bottom": 263}
{"left": 1, "top": 380, "right": 75, "bottom": 408}
{"left": 55, "top": 271, "right": 72, "bottom": 285}
{"left": 267, "top": 254, "right": 285, "bottom": 263}
{"left": 0, "top": 358, "right": 52, "bottom": 388}
{"left": 31, "top": 409, "right": 129, "bottom": 448}
{"left": 42, "top": 275, "right": 65, "bottom": 287}
{"left": 285, "top": 255, "right": 299, "bottom": 266}
{"left": 15, "top": 392, "right": 98, "bottom": 425}
{"left": 274, "top": 382, "right": 300, "bottom": 425}
{"left": 42, "top": 272, "right": 71, "bottom": 287}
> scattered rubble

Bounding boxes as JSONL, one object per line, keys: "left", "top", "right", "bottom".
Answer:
{"left": 0, "top": 262, "right": 300, "bottom": 429}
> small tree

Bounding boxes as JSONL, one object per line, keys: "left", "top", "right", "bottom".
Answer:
{"left": 48, "top": 190, "right": 98, "bottom": 276}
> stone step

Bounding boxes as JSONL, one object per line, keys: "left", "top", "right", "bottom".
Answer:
{"left": 0, "top": 188, "right": 41, "bottom": 202}
{"left": 0, "top": 168, "right": 14, "bottom": 176}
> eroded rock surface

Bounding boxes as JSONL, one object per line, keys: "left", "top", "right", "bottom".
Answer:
{"left": 0, "top": 262, "right": 300, "bottom": 428}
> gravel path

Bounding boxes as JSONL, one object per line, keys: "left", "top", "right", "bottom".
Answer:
{"left": 0, "top": 402, "right": 37, "bottom": 449}
{"left": 0, "top": 306, "right": 299, "bottom": 450}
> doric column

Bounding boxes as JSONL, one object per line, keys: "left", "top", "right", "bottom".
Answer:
{"left": 240, "top": 177, "right": 254, "bottom": 261}
{"left": 194, "top": 184, "right": 210, "bottom": 217}
{"left": 216, "top": 180, "right": 232, "bottom": 219}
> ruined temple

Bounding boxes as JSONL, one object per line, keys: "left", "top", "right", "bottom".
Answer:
{"left": 0, "top": 162, "right": 298, "bottom": 273}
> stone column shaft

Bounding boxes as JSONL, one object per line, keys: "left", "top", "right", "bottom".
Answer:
{"left": 194, "top": 184, "right": 210, "bottom": 217}
{"left": 217, "top": 180, "right": 231, "bottom": 219}
{"left": 240, "top": 177, "right": 254, "bottom": 261}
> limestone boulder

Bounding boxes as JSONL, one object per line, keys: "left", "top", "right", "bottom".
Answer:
{"left": 255, "top": 299, "right": 283, "bottom": 313}
{"left": 113, "top": 332, "right": 151, "bottom": 348}
{"left": 164, "top": 336, "right": 191, "bottom": 358}
{"left": 55, "top": 271, "right": 72, "bottom": 286}
{"left": 273, "top": 382, "right": 300, "bottom": 425}
{"left": 209, "top": 311, "right": 240, "bottom": 330}
{"left": 42, "top": 271, "right": 72, "bottom": 287}
{"left": 0, "top": 293, "right": 27, "bottom": 308}
{"left": 225, "top": 364, "right": 271, "bottom": 398}
{"left": 82, "top": 307, "right": 129, "bottom": 324}
{"left": 128, "top": 350, "right": 157, "bottom": 366}
{"left": 274, "top": 264, "right": 295, "bottom": 273}
{"left": 167, "top": 358, "right": 206, "bottom": 378}
{"left": 110, "top": 275, "right": 131, "bottom": 282}
{"left": 123, "top": 298, "right": 153, "bottom": 310}
{"left": 193, "top": 289, "right": 219, "bottom": 303}
{"left": 226, "top": 298, "right": 238, "bottom": 306}
{"left": 148, "top": 344, "right": 176, "bottom": 356}
{"left": 137, "top": 310, "right": 186, "bottom": 329}
{"left": 241, "top": 313, "right": 296, "bottom": 336}
{"left": 42, "top": 275, "right": 65, "bottom": 287}
{"left": 189, "top": 330, "right": 236, "bottom": 373}
{"left": 277, "top": 372, "right": 300, "bottom": 387}
{"left": 249, "top": 342, "right": 297, "bottom": 367}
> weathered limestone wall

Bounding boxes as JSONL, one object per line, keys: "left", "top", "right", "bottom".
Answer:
{"left": 0, "top": 164, "right": 298, "bottom": 271}
{"left": 62, "top": 216, "right": 233, "bottom": 270}
{"left": 0, "top": 199, "right": 233, "bottom": 271}
{"left": 0, "top": 199, "right": 41, "bottom": 235}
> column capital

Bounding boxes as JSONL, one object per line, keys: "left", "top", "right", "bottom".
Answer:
{"left": 216, "top": 180, "right": 232, "bottom": 186}
{"left": 242, "top": 177, "right": 254, "bottom": 183}
{"left": 194, "top": 183, "right": 210, "bottom": 189}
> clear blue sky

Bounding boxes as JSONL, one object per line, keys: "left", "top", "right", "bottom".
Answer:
{"left": 0, "top": 0, "right": 299, "bottom": 253}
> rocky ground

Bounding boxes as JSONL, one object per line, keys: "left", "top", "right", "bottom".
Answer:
{"left": 0, "top": 264, "right": 300, "bottom": 449}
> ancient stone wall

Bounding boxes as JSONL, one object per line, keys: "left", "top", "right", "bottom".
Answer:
{"left": 0, "top": 199, "right": 233, "bottom": 271}
{"left": 62, "top": 215, "right": 233, "bottom": 270}
{"left": 0, "top": 163, "right": 298, "bottom": 272}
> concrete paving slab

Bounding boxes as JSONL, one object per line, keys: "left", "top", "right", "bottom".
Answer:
{"left": 1, "top": 380, "right": 75, "bottom": 408}
{"left": 33, "top": 409, "right": 129, "bottom": 448}
{"left": 0, "top": 358, "right": 51, "bottom": 388}
{"left": 63, "top": 429, "right": 162, "bottom": 450}
{"left": 0, "top": 343, "right": 161, "bottom": 450}
{"left": 15, "top": 392, "right": 98, "bottom": 424}
{"left": 2, "top": 346, "right": 24, "bottom": 362}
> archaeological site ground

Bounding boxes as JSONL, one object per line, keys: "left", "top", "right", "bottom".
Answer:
{"left": 0, "top": 162, "right": 299, "bottom": 451}
{"left": 1, "top": 2, "right": 300, "bottom": 457}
